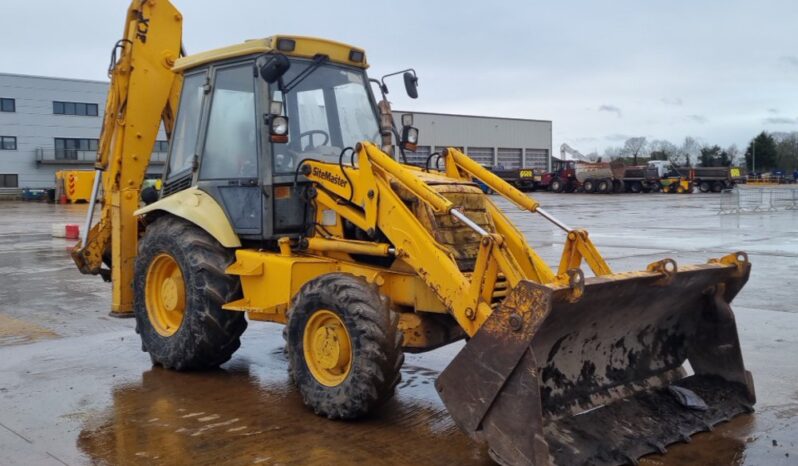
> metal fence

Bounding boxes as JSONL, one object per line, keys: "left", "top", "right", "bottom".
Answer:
{"left": 720, "top": 187, "right": 798, "bottom": 214}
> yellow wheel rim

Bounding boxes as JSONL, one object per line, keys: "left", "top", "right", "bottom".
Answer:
{"left": 303, "top": 309, "right": 352, "bottom": 387}
{"left": 145, "top": 253, "right": 186, "bottom": 337}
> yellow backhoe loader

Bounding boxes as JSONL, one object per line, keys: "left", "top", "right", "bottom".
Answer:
{"left": 72, "top": 1, "right": 755, "bottom": 464}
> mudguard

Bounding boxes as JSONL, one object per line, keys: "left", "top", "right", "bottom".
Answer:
{"left": 135, "top": 187, "right": 241, "bottom": 248}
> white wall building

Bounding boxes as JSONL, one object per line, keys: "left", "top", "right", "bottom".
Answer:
{"left": 0, "top": 73, "right": 166, "bottom": 189}
{"left": 0, "top": 73, "right": 552, "bottom": 190}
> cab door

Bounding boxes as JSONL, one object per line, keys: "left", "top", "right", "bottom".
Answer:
{"left": 195, "top": 62, "right": 263, "bottom": 237}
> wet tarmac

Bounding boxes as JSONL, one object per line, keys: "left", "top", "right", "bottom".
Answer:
{"left": 0, "top": 193, "right": 796, "bottom": 465}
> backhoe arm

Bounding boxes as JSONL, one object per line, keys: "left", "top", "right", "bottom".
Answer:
{"left": 71, "top": 0, "right": 183, "bottom": 315}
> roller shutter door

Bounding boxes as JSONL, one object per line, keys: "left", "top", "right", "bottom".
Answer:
{"left": 434, "top": 145, "right": 462, "bottom": 154}
{"left": 466, "top": 147, "right": 494, "bottom": 167}
{"left": 525, "top": 148, "right": 548, "bottom": 170}
{"left": 404, "top": 145, "right": 430, "bottom": 167}
{"left": 497, "top": 148, "right": 522, "bottom": 169}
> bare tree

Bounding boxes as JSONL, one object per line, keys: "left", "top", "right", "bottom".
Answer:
{"left": 674, "top": 137, "right": 701, "bottom": 167}
{"left": 622, "top": 137, "right": 648, "bottom": 164}
{"left": 603, "top": 146, "right": 622, "bottom": 159}
{"left": 649, "top": 139, "right": 678, "bottom": 160}
{"left": 725, "top": 144, "right": 741, "bottom": 166}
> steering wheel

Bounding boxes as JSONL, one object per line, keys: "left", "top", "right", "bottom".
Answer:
{"left": 299, "top": 130, "right": 330, "bottom": 150}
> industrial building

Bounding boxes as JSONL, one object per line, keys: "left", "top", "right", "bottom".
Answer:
{"left": 393, "top": 111, "right": 552, "bottom": 172}
{"left": 0, "top": 72, "right": 167, "bottom": 190}
{"left": 0, "top": 72, "right": 552, "bottom": 190}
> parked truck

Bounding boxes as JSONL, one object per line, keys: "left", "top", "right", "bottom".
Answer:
{"left": 547, "top": 144, "right": 659, "bottom": 194}
{"left": 540, "top": 159, "right": 659, "bottom": 194}
{"left": 686, "top": 166, "right": 744, "bottom": 192}
{"left": 648, "top": 161, "right": 744, "bottom": 193}
{"left": 488, "top": 166, "right": 538, "bottom": 191}
{"left": 620, "top": 165, "right": 661, "bottom": 193}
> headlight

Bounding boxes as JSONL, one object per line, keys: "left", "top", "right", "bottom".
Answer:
{"left": 271, "top": 116, "right": 289, "bottom": 135}
{"left": 406, "top": 127, "right": 418, "bottom": 144}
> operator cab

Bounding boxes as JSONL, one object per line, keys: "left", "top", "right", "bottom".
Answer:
{"left": 160, "top": 36, "right": 416, "bottom": 244}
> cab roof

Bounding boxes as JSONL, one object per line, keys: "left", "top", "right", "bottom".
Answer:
{"left": 173, "top": 35, "right": 368, "bottom": 72}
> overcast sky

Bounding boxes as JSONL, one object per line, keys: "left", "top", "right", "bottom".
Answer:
{"left": 4, "top": 0, "right": 796, "bottom": 152}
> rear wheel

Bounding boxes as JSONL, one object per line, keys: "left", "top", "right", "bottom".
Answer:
{"left": 699, "top": 181, "right": 710, "bottom": 193}
{"left": 583, "top": 179, "right": 596, "bottom": 193}
{"left": 597, "top": 179, "right": 611, "bottom": 194}
{"left": 134, "top": 216, "right": 247, "bottom": 370}
{"left": 287, "top": 273, "right": 403, "bottom": 419}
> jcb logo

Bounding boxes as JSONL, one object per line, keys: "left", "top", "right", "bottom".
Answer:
{"left": 134, "top": 9, "right": 149, "bottom": 43}
{"left": 519, "top": 170, "right": 534, "bottom": 178}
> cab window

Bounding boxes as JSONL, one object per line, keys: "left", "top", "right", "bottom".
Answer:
{"left": 167, "top": 72, "right": 205, "bottom": 179}
{"left": 200, "top": 64, "right": 258, "bottom": 180}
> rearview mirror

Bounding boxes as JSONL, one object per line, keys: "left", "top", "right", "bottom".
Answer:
{"left": 403, "top": 71, "right": 418, "bottom": 99}
{"left": 260, "top": 54, "right": 291, "bottom": 84}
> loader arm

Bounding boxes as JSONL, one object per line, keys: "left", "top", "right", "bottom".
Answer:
{"left": 304, "top": 142, "right": 754, "bottom": 466}
{"left": 304, "top": 142, "right": 595, "bottom": 335}
{"left": 71, "top": 0, "right": 183, "bottom": 315}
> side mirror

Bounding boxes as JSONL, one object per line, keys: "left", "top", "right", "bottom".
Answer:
{"left": 260, "top": 54, "right": 291, "bottom": 84}
{"left": 403, "top": 71, "right": 419, "bottom": 99}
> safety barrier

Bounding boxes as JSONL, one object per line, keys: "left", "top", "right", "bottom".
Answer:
{"left": 719, "top": 186, "right": 798, "bottom": 214}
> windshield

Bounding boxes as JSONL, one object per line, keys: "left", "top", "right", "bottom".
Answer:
{"left": 272, "top": 60, "right": 380, "bottom": 174}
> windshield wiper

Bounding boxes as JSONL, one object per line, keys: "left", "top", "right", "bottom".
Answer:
{"left": 283, "top": 54, "right": 329, "bottom": 93}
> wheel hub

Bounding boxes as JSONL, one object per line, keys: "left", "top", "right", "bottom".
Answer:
{"left": 145, "top": 253, "right": 186, "bottom": 336}
{"left": 303, "top": 310, "right": 352, "bottom": 386}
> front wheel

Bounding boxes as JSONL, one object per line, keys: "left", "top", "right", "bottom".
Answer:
{"left": 287, "top": 273, "right": 404, "bottom": 419}
{"left": 134, "top": 216, "right": 247, "bottom": 370}
{"left": 550, "top": 179, "right": 564, "bottom": 193}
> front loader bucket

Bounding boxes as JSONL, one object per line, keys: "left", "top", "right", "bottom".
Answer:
{"left": 436, "top": 253, "right": 754, "bottom": 466}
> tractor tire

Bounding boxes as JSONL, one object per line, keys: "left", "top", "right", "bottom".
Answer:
{"left": 583, "top": 179, "right": 596, "bottom": 193}
{"left": 287, "top": 273, "right": 404, "bottom": 420}
{"left": 550, "top": 179, "right": 564, "bottom": 193}
{"left": 699, "top": 181, "right": 710, "bottom": 193}
{"left": 133, "top": 216, "right": 247, "bottom": 370}
{"left": 630, "top": 181, "right": 643, "bottom": 193}
{"left": 711, "top": 181, "right": 723, "bottom": 193}
{"left": 596, "top": 179, "right": 611, "bottom": 194}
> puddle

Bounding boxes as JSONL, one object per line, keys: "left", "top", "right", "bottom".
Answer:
{"left": 77, "top": 365, "right": 490, "bottom": 465}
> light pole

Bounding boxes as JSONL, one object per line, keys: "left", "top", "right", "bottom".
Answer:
{"left": 752, "top": 138, "right": 756, "bottom": 175}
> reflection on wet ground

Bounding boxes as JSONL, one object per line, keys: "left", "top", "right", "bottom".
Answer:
{"left": 77, "top": 355, "right": 490, "bottom": 466}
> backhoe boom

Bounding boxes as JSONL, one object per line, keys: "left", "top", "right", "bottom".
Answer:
{"left": 71, "top": 0, "right": 183, "bottom": 315}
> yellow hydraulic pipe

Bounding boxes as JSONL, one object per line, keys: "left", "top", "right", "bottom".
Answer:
{"left": 305, "top": 237, "right": 393, "bottom": 257}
